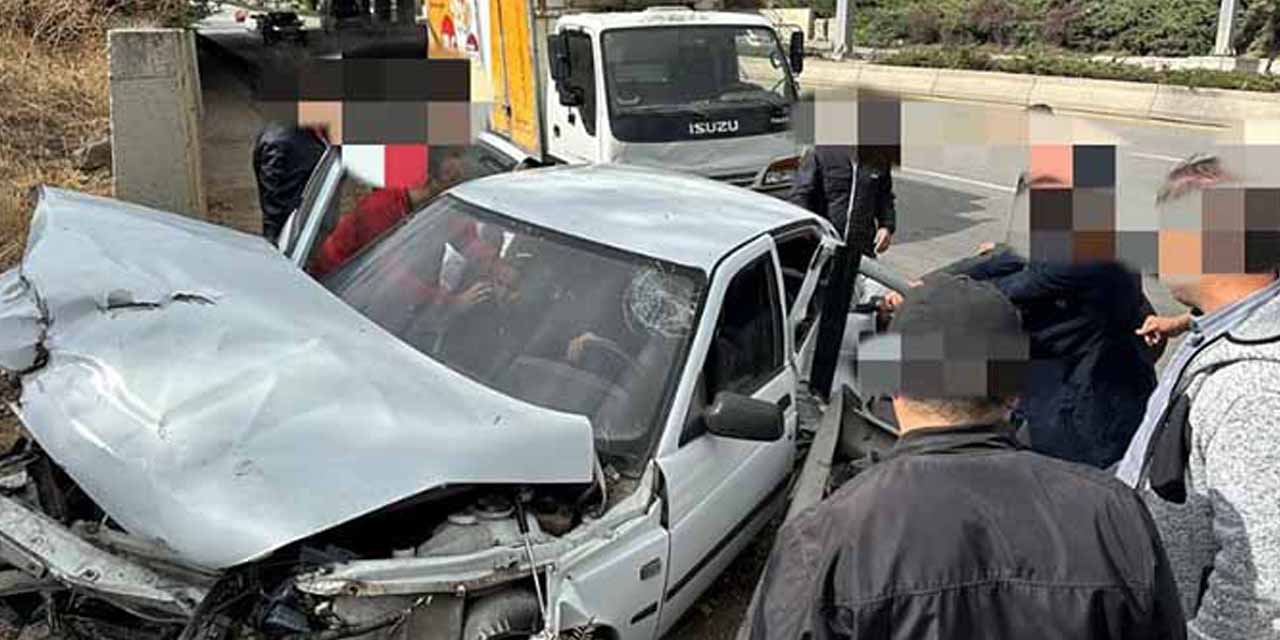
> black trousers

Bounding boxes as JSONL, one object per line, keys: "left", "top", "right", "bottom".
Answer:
{"left": 808, "top": 245, "right": 860, "bottom": 401}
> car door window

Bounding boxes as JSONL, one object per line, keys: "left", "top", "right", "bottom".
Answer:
{"left": 682, "top": 255, "right": 783, "bottom": 444}
{"left": 281, "top": 146, "right": 340, "bottom": 259}
{"left": 775, "top": 230, "right": 822, "bottom": 346}
{"left": 299, "top": 143, "right": 520, "bottom": 281}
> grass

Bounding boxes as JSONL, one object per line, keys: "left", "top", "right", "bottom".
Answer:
{"left": 881, "top": 46, "right": 1280, "bottom": 93}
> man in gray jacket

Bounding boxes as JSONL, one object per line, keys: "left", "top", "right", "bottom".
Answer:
{"left": 1115, "top": 154, "right": 1280, "bottom": 639}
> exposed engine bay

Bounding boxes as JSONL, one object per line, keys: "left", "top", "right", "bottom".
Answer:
{"left": 0, "top": 427, "right": 639, "bottom": 639}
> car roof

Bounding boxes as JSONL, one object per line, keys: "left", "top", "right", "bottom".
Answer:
{"left": 558, "top": 10, "right": 774, "bottom": 32}
{"left": 447, "top": 164, "right": 829, "bottom": 271}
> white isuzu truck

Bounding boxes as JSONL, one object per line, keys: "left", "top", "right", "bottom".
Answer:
{"left": 428, "top": 0, "right": 807, "bottom": 193}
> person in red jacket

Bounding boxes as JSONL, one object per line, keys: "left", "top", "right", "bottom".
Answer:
{"left": 308, "top": 150, "right": 468, "bottom": 278}
{"left": 308, "top": 185, "right": 428, "bottom": 278}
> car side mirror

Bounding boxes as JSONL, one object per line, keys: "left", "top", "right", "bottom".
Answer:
{"left": 705, "top": 392, "right": 784, "bottom": 442}
{"left": 789, "top": 31, "right": 805, "bottom": 75}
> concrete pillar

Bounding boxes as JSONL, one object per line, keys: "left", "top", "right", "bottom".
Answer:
{"left": 1214, "top": 0, "right": 1240, "bottom": 56}
{"left": 108, "top": 29, "right": 206, "bottom": 219}
{"left": 832, "top": 0, "right": 855, "bottom": 59}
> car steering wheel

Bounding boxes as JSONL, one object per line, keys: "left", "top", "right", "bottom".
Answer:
{"left": 574, "top": 338, "right": 641, "bottom": 382}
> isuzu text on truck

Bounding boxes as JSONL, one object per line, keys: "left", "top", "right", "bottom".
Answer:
{"left": 427, "top": 0, "right": 807, "bottom": 193}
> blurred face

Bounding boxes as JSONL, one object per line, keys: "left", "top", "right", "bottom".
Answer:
{"left": 1007, "top": 144, "right": 1119, "bottom": 265}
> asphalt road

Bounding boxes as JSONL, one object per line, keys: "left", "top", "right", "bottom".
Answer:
{"left": 194, "top": 15, "right": 1221, "bottom": 636}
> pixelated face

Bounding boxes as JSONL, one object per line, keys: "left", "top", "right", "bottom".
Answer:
{"left": 1007, "top": 144, "right": 1121, "bottom": 266}
{"left": 791, "top": 88, "right": 902, "bottom": 165}
{"left": 1155, "top": 182, "right": 1279, "bottom": 298}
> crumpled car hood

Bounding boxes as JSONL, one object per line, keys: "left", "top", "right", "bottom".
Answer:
{"left": 0, "top": 188, "right": 596, "bottom": 570}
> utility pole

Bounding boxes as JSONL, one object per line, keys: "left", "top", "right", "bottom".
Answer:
{"left": 832, "top": 0, "right": 854, "bottom": 59}
{"left": 1214, "top": 0, "right": 1240, "bottom": 56}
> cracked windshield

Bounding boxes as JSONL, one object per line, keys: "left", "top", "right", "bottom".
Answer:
{"left": 322, "top": 195, "right": 704, "bottom": 469}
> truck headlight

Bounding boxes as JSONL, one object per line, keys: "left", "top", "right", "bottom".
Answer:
{"left": 761, "top": 156, "right": 800, "bottom": 187}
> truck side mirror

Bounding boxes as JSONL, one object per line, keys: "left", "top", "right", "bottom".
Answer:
{"left": 705, "top": 392, "right": 784, "bottom": 442}
{"left": 789, "top": 31, "right": 805, "bottom": 75}
{"left": 548, "top": 33, "right": 570, "bottom": 82}
{"left": 546, "top": 33, "right": 583, "bottom": 107}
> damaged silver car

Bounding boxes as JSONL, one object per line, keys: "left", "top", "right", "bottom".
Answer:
{"left": 0, "top": 161, "right": 840, "bottom": 639}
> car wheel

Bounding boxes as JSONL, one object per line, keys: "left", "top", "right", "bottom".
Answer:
{"left": 462, "top": 589, "right": 541, "bottom": 640}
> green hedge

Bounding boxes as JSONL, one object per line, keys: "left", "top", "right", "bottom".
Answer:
{"left": 830, "top": 0, "right": 1219, "bottom": 57}
{"left": 880, "top": 47, "right": 1280, "bottom": 92}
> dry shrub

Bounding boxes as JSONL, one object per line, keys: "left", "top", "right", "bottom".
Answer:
{"left": 0, "top": 0, "right": 188, "bottom": 269}
{"left": 0, "top": 28, "right": 111, "bottom": 269}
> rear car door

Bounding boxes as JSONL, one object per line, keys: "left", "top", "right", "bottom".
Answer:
{"left": 654, "top": 235, "right": 797, "bottom": 635}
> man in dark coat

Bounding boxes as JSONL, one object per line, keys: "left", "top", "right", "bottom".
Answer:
{"left": 944, "top": 244, "right": 1160, "bottom": 468}
{"left": 743, "top": 275, "right": 1184, "bottom": 640}
{"left": 789, "top": 144, "right": 898, "bottom": 400}
{"left": 787, "top": 145, "right": 896, "bottom": 256}
{"left": 252, "top": 123, "right": 327, "bottom": 244}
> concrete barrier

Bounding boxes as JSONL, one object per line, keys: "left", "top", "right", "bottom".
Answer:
{"left": 1025, "top": 75, "right": 1159, "bottom": 120}
{"left": 931, "top": 69, "right": 1036, "bottom": 107}
{"left": 854, "top": 64, "right": 940, "bottom": 97}
{"left": 800, "top": 59, "right": 1280, "bottom": 126}
{"left": 108, "top": 29, "right": 206, "bottom": 219}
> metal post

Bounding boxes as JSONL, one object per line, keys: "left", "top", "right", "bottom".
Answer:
{"left": 1214, "top": 0, "right": 1240, "bottom": 56}
{"left": 832, "top": 0, "right": 854, "bottom": 60}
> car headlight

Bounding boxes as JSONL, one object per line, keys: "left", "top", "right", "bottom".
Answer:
{"left": 761, "top": 156, "right": 800, "bottom": 186}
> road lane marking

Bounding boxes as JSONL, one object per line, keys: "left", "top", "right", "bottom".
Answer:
{"left": 897, "top": 167, "right": 1017, "bottom": 194}
{"left": 1131, "top": 151, "right": 1185, "bottom": 163}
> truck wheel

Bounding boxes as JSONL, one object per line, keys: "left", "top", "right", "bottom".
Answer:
{"left": 462, "top": 589, "right": 541, "bottom": 640}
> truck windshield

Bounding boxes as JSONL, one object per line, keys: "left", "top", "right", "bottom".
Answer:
{"left": 602, "top": 26, "right": 796, "bottom": 143}
{"left": 322, "top": 195, "right": 705, "bottom": 472}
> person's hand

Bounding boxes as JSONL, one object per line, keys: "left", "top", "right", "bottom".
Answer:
{"left": 879, "top": 280, "right": 921, "bottom": 312}
{"left": 566, "top": 332, "right": 603, "bottom": 363}
{"left": 1135, "top": 313, "right": 1192, "bottom": 348}
{"left": 881, "top": 291, "right": 905, "bottom": 312}
{"left": 977, "top": 241, "right": 997, "bottom": 256}
{"left": 454, "top": 281, "right": 492, "bottom": 312}
{"left": 874, "top": 227, "right": 893, "bottom": 254}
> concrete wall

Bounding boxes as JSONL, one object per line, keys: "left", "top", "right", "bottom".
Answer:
{"left": 108, "top": 29, "right": 206, "bottom": 219}
{"left": 800, "top": 58, "right": 1280, "bottom": 126}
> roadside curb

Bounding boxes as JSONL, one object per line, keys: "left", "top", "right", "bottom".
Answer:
{"left": 802, "top": 59, "right": 1280, "bottom": 127}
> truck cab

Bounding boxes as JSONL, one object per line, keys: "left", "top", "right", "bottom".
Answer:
{"left": 429, "top": 2, "right": 806, "bottom": 195}
{"left": 545, "top": 8, "right": 804, "bottom": 192}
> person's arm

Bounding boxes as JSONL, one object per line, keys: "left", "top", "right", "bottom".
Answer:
{"left": 1187, "top": 381, "right": 1280, "bottom": 638}
{"left": 982, "top": 260, "right": 1104, "bottom": 305}
{"left": 309, "top": 188, "right": 411, "bottom": 277}
{"left": 786, "top": 149, "right": 824, "bottom": 216}
{"left": 876, "top": 169, "right": 897, "bottom": 235}
{"left": 941, "top": 247, "right": 1027, "bottom": 282}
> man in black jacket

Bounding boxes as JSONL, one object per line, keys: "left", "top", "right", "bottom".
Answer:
{"left": 745, "top": 275, "right": 1184, "bottom": 640}
{"left": 791, "top": 144, "right": 899, "bottom": 401}
{"left": 253, "top": 123, "right": 327, "bottom": 244}
{"left": 787, "top": 145, "right": 896, "bottom": 256}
